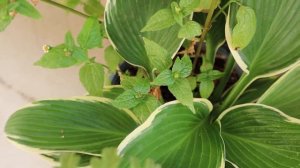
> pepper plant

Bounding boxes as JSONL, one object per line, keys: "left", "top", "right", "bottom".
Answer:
{"left": 2, "top": 0, "right": 300, "bottom": 167}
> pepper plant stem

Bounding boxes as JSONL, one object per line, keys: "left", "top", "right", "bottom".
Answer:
{"left": 192, "top": 0, "right": 218, "bottom": 72}
{"left": 40, "top": 0, "right": 91, "bottom": 20}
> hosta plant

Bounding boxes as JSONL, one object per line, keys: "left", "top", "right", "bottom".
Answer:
{"left": 2, "top": 0, "right": 300, "bottom": 167}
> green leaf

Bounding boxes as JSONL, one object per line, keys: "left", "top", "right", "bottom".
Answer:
{"left": 43, "top": 152, "right": 92, "bottom": 167}
{"left": 199, "top": 80, "right": 214, "bottom": 98}
{"left": 208, "top": 70, "right": 224, "bottom": 80}
{"left": 121, "top": 76, "right": 150, "bottom": 94}
{"left": 231, "top": 6, "right": 256, "bottom": 50}
{"left": 59, "top": 153, "right": 80, "bottom": 168}
{"left": 258, "top": 65, "right": 300, "bottom": 118}
{"left": 90, "top": 148, "right": 120, "bottom": 168}
{"left": 105, "top": 0, "right": 185, "bottom": 72}
{"left": 102, "top": 86, "right": 125, "bottom": 100}
{"left": 141, "top": 8, "right": 176, "bottom": 32}
{"left": 171, "top": 2, "right": 183, "bottom": 26}
{"left": 187, "top": 76, "right": 197, "bottom": 90}
{"left": 219, "top": 104, "right": 300, "bottom": 167}
{"left": 226, "top": 1, "right": 300, "bottom": 76}
{"left": 104, "top": 45, "right": 123, "bottom": 72}
{"left": 16, "top": 0, "right": 41, "bottom": 19}
{"left": 179, "top": 0, "right": 200, "bottom": 15}
{"left": 195, "top": 0, "right": 220, "bottom": 12}
{"left": 65, "top": 31, "right": 75, "bottom": 50}
{"left": 168, "top": 78, "right": 194, "bottom": 112}
{"left": 197, "top": 70, "right": 223, "bottom": 82}
{"left": 235, "top": 77, "right": 277, "bottom": 105}
{"left": 178, "top": 20, "right": 202, "bottom": 39}
{"left": 4, "top": 97, "right": 138, "bottom": 154}
{"left": 0, "top": 3, "right": 17, "bottom": 32}
{"left": 132, "top": 95, "right": 161, "bottom": 122}
{"left": 77, "top": 17, "right": 102, "bottom": 49}
{"left": 172, "top": 55, "right": 192, "bottom": 78}
{"left": 205, "top": 11, "right": 226, "bottom": 64}
{"left": 72, "top": 47, "right": 89, "bottom": 62}
{"left": 112, "top": 90, "right": 144, "bottom": 109}
{"left": 83, "top": 0, "right": 104, "bottom": 18}
{"left": 152, "top": 70, "right": 174, "bottom": 86}
{"left": 143, "top": 37, "right": 172, "bottom": 72}
{"left": 119, "top": 99, "right": 225, "bottom": 168}
{"left": 35, "top": 44, "right": 78, "bottom": 68}
{"left": 79, "top": 62, "right": 104, "bottom": 96}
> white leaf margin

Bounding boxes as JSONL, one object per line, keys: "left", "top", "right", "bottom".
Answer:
{"left": 225, "top": 8, "right": 300, "bottom": 78}
{"left": 217, "top": 103, "right": 300, "bottom": 167}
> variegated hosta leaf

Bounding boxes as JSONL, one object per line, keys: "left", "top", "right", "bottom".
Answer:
{"left": 105, "top": 0, "right": 184, "bottom": 72}
{"left": 258, "top": 65, "right": 300, "bottom": 119}
{"left": 118, "top": 99, "right": 225, "bottom": 168}
{"left": 226, "top": 0, "right": 300, "bottom": 77}
{"left": 5, "top": 97, "right": 137, "bottom": 155}
{"left": 235, "top": 77, "right": 277, "bottom": 105}
{"left": 219, "top": 104, "right": 300, "bottom": 168}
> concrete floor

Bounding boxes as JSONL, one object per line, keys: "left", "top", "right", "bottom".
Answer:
{"left": 0, "top": 3, "right": 106, "bottom": 168}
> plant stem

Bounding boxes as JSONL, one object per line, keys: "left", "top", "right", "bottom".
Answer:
{"left": 211, "top": 0, "right": 233, "bottom": 22}
{"left": 192, "top": 0, "right": 218, "bottom": 72}
{"left": 40, "top": 0, "right": 91, "bottom": 20}
{"left": 211, "top": 54, "right": 235, "bottom": 102}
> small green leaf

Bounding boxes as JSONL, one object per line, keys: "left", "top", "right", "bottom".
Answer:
{"left": 83, "top": 0, "right": 105, "bottom": 18}
{"left": 72, "top": 47, "right": 89, "bottom": 62}
{"left": 121, "top": 76, "right": 150, "bottom": 94}
{"left": 79, "top": 62, "right": 104, "bottom": 96}
{"left": 59, "top": 153, "right": 80, "bottom": 168}
{"left": 35, "top": 44, "right": 78, "bottom": 68}
{"left": 231, "top": 6, "right": 256, "bottom": 50}
{"left": 171, "top": 2, "right": 183, "bottom": 26}
{"left": 141, "top": 8, "right": 176, "bottom": 32}
{"left": 152, "top": 69, "right": 174, "bottom": 86}
{"left": 112, "top": 90, "right": 144, "bottom": 109}
{"left": 104, "top": 45, "right": 123, "bottom": 72}
{"left": 0, "top": 3, "right": 17, "bottom": 31}
{"left": 77, "top": 17, "right": 103, "bottom": 49}
{"left": 197, "top": 70, "right": 223, "bottom": 81}
{"left": 90, "top": 148, "right": 120, "bottom": 168}
{"left": 168, "top": 78, "right": 194, "bottom": 112}
{"left": 143, "top": 37, "right": 172, "bottom": 72}
{"left": 187, "top": 76, "right": 197, "bottom": 90}
{"left": 179, "top": 0, "right": 200, "bottom": 15}
{"left": 132, "top": 95, "right": 161, "bottom": 122}
{"left": 64, "top": 31, "right": 75, "bottom": 50}
{"left": 178, "top": 20, "right": 202, "bottom": 39}
{"left": 15, "top": 0, "right": 41, "bottom": 19}
{"left": 208, "top": 70, "right": 224, "bottom": 80}
{"left": 102, "top": 86, "right": 125, "bottom": 100}
{"left": 200, "top": 80, "right": 214, "bottom": 98}
{"left": 172, "top": 55, "right": 192, "bottom": 78}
